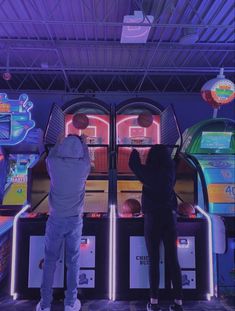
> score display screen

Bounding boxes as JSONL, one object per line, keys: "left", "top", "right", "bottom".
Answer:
{"left": 207, "top": 184, "right": 235, "bottom": 203}
{"left": 200, "top": 132, "right": 232, "bottom": 149}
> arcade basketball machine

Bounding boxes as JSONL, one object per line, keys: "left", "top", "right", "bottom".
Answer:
{"left": 114, "top": 98, "right": 211, "bottom": 300}
{"left": 0, "top": 93, "right": 46, "bottom": 289}
{"left": 13, "top": 98, "right": 111, "bottom": 299}
{"left": 180, "top": 118, "right": 235, "bottom": 297}
{"left": 114, "top": 98, "right": 162, "bottom": 300}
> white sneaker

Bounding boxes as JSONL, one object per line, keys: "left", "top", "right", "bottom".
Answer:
{"left": 64, "top": 299, "right": 81, "bottom": 311}
{"left": 36, "top": 302, "right": 51, "bottom": 311}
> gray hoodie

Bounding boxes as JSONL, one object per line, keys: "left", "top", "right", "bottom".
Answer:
{"left": 46, "top": 135, "right": 91, "bottom": 217}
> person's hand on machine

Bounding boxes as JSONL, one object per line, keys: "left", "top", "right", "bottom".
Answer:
{"left": 129, "top": 148, "right": 141, "bottom": 164}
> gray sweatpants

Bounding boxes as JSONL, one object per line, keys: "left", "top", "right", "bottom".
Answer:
{"left": 40, "top": 215, "right": 83, "bottom": 308}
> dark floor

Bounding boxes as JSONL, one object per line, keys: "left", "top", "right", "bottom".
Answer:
{"left": 1, "top": 273, "right": 234, "bottom": 311}
{"left": 0, "top": 296, "right": 234, "bottom": 311}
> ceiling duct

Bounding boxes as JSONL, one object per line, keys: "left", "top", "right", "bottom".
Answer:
{"left": 121, "top": 10, "right": 154, "bottom": 44}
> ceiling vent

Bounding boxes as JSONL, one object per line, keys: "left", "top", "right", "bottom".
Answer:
{"left": 121, "top": 11, "right": 154, "bottom": 44}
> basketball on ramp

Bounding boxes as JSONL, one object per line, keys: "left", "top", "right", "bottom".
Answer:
{"left": 122, "top": 198, "right": 141, "bottom": 215}
{"left": 178, "top": 202, "right": 196, "bottom": 218}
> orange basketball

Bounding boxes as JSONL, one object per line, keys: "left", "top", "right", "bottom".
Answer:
{"left": 72, "top": 113, "right": 89, "bottom": 129}
{"left": 137, "top": 112, "right": 153, "bottom": 128}
{"left": 178, "top": 202, "right": 195, "bottom": 218}
{"left": 122, "top": 198, "right": 141, "bottom": 215}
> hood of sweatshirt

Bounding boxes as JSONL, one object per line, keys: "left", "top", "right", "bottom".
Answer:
{"left": 56, "top": 135, "right": 84, "bottom": 159}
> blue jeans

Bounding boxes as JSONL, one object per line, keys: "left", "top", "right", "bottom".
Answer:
{"left": 40, "top": 215, "right": 83, "bottom": 308}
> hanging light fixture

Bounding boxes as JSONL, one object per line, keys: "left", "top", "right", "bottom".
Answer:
{"left": 2, "top": 51, "right": 12, "bottom": 81}
{"left": 201, "top": 68, "right": 235, "bottom": 118}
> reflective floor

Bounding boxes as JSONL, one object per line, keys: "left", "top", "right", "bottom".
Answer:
{"left": 0, "top": 297, "right": 234, "bottom": 311}
{"left": 1, "top": 271, "right": 234, "bottom": 311}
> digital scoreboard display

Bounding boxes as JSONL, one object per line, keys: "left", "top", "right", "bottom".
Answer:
{"left": 200, "top": 132, "right": 232, "bottom": 149}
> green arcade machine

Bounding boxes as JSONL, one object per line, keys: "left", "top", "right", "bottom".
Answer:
{"left": 180, "top": 118, "right": 235, "bottom": 297}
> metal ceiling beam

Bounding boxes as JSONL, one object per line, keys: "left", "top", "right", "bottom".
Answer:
{"left": 0, "top": 75, "right": 200, "bottom": 93}
{"left": 28, "top": 0, "right": 70, "bottom": 91}
{"left": 74, "top": 75, "right": 88, "bottom": 93}
{"left": 0, "top": 70, "right": 229, "bottom": 93}
{"left": 0, "top": 89, "right": 204, "bottom": 96}
{"left": 146, "top": 75, "right": 160, "bottom": 92}
{"left": 0, "top": 18, "right": 233, "bottom": 29}
{"left": 102, "top": 0, "right": 118, "bottom": 22}
{"left": 1, "top": 66, "right": 234, "bottom": 74}
{"left": 135, "top": 0, "right": 192, "bottom": 92}
{"left": 3, "top": 69, "right": 233, "bottom": 94}
{"left": 1, "top": 38, "right": 234, "bottom": 50}
{"left": 162, "top": 76, "right": 173, "bottom": 92}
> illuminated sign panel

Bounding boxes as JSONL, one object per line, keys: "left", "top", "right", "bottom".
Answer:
{"left": 200, "top": 132, "right": 232, "bottom": 149}
{"left": 197, "top": 155, "right": 235, "bottom": 215}
{"left": 196, "top": 155, "right": 235, "bottom": 169}
{"left": 0, "top": 93, "right": 35, "bottom": 145}
{"left": 0, "top": 103, "right": 10, "bottom": 113}
{"left": 2, "top": 154, "right": 38, "bottom": 205}
{"left": 203, "top": 168, "right": 235, "bottom": 184}
{"left": 0, "top": 114, "right": 11, "bottom": 140}
{"left": 210, "top": 203, "right": 235, "bottom": 215}
{"left": 207, "top": 184, "right": 235, "bottom": 203}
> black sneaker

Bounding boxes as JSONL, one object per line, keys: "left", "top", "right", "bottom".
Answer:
{"left": 169, "top": 303, "right": 184, "bottom": 311}
{"left": 146, "top": 302, "right": 162, "bottom": 311}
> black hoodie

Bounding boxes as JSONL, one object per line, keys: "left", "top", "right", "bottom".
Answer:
{"left": 128, "top": 144, "right": 177, "bottom": 213}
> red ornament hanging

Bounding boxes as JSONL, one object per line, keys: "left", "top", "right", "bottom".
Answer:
{"left": 201, "top": 68, "right": 235, "bottom": 110}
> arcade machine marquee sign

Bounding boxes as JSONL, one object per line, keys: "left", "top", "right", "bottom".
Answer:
{"left": 0, "top": 93, "right": 35, "bottom": 145}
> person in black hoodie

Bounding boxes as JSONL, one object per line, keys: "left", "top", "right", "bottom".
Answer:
{"left": 129, "top": 144, "right": 183, "bottom": 311}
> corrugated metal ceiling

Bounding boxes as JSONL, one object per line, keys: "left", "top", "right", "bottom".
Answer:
{"left": 0, "top": 0, "right": 234, "bottom": 93}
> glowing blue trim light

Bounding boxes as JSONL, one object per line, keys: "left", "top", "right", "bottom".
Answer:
{"left": 10, "top": 204, "right": 30, "bottom": 299}
{"left": 109, "top": 204, "right": 116, "bottom": 300}
{"left": 194, "top": 205, "right": 214, "bottom": 299}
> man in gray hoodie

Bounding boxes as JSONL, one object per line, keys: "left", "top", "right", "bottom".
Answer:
{"left": 36, "top": 134, "right": 91, "bottom": 311}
